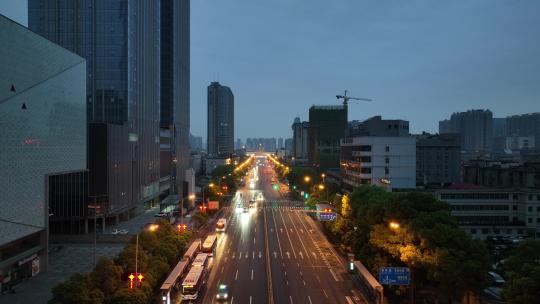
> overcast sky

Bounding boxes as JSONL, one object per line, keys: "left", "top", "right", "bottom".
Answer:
{"left": 2, "top": 1, "right": 539, "bottom": 141}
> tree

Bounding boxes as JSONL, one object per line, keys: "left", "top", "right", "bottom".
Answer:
{"left": 117, "top": 243, "right": 149, "bottom": 273}
{"left": 49, "top": 273, "right": 104, "bottom": 304}
{"left": 502, "top": 240, "right": 540, "bottom": 304}
{"left": 89, "top": 257, "right": 123, "bottom": 299}
{"left": 110, "top": 287, "right": 148, "bottom": 304}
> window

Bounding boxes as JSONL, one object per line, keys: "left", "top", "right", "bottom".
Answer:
{"left": 537, "top": 218, "right": 540, "bottom": 223}
{"left": 360, "top": 156, "right": 371, "bottom": 163}
{"left": 529, "top": 206, "right": 533, "bottom": 212}
{"left": 537, "top": 195, "right": 540, "bottom": 201}
{"left": 529, "top": 195, "right": 533, "bottom": 201}
{"left": 385, "top": 157, "right": 389, "bottom": 164}
{"left": 506, "top": 229, "right": 512, "bottom": 234}
{"left": 493, "top": 228, "right": 500, "bottom": 234}
{"left": 385, "top": 167, "right": 389, "bottom": 175}
{"left": 528, "top": 218, "right": 532, "bottom": 223}
{"left": 360, "top": 167, "right": 372, "bottom": 174}
{"left": 513, "top": 205, "right": 518, "bottom": 211}
{"left": 513, "top": 194, "right": 518, "bottom": 200}
{"left": 385, "top": 146, "right": 390, "bottom": 152}
{"left": 517, "top": 229, "right": 523, "bottom": 234}
{"left": 470, "top": 229, "right": 477, "bottom": 234}
{"left": 481, "top": 229, "right": 489, "bottom": 234}
{"left": 537, "top": 206, "right": 540, "bottom": 212}
{"left": 352, "top": 145, "right": 371, "bottom": 152}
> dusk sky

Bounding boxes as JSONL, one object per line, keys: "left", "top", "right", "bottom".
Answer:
{"left": 2, "top": 1, "right": 539, "bottom": 141}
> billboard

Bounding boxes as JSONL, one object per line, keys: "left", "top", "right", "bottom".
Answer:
{"left": 208, "top": 201, "right": 219, "bottom": 210}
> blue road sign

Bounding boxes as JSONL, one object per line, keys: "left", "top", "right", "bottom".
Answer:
{"left": 319, "top": 212, "right": 337, "bottom": 221}
{"left": 378, "top": 267, "right": 410, "bottom": 285}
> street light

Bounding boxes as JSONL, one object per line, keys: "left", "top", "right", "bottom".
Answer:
{"left": 180, "top": 194, "right": 196, "bottom": 226}
{"left": 135, "top": 224, "right": 159, "bottom": 276}
{"left": 318, "top": 184, "right": 325, "bottom": 190}
{"left": 304, "top": 176, "right": 311, "bottom": 183}
{"left": 389, "top": 221, "right": 400, "bottom": 230}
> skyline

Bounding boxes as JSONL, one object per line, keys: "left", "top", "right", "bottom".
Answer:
{"left": 3, "top": 1, "right": 540, "bottom": 140}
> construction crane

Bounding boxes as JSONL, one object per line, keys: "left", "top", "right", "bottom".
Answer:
{"left": 336, "top": 90, "right": 372, "bottom": 106}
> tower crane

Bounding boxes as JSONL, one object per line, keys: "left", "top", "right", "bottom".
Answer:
{"left": 336, "top": 90, "right": 372, "bottom": 106}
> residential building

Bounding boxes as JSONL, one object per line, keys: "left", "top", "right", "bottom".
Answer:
{"left": 292, "top": 117, "right": 309, "bottom": 159}
{"left": 189, "top": 134, "right": 203, "bottom": 152}
{"left": 309, "top": 105, "right": 348, "bottom": 170}
{"left": 349, "top": 116, "right": 409, "bottom": 137}
{"left": 284, "top": 138, "right": 294, "bottom": 155}
{"left": 493, "top": 118, "right": 507, "bottom": 138}
{"left": 506, "top": 113, "right": 540, "bottom": 146}
{"left": 245, "top": 138, "right": 278, "bottom": 152}
{"left": 340, "top": 137, "right": 416, "bottom": 191}
{"left": 205, "top": 157, "right": 231, "bottom": 175}
{"left": 29, "top": 0, "right": 162, "bottom": 221}
{"left": 207, "top": 82, "right": 234, "bottom": 156}
{"left": 435, "top": 187, "right": 540, "bottom": 239}
{"left": 462, "top": 157, "right": 540, "bottom": 189}
{"left": 416, "top": 133, "right": 461, "bottom": 187}
{"left": 0, "top": 14, "right": 86, "bottom": 284}
{"left": 438, "top": 109, "right": 493, "bottom": 152}
{"left": 160, "top": 0, "right": 191, "bottom": 196}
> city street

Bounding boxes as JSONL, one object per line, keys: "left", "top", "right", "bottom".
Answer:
{"left": 199, "top": 155, "right": 365, "bottom": 304}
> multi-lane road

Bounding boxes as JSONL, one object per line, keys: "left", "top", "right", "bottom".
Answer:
{"left": 199, "top": 155, "right": 365, "bottom": 304}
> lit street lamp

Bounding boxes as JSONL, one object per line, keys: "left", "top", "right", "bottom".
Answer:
{"left": 389, "top": 221, "right": 400, "bottom": 230}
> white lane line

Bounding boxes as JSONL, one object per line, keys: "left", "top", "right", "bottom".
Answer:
{"left": 251, "top": 268, "right": 254, "bottom": 280}
{"left": 316, "top": 274, "right": 321, "bottom": 283}
{"left": 231, "top": 296, "right": 234, "bottom": 304}
{"left": 253, "top": 237, "right": 256, "bottom": 245}
{"left": 303, "top": 280, "right": 306, "bottom": 286}
{"left": 323, "top": 289, "right": 328, "bottom": 298}
{"left": 235, "top": 269, "right": 239, "bottom": 280}
{"left": 250, "top": 296, "right": 252, "bottom": 304}
{"left": 308, "top": 296, "right": 313, "bottom": 304}
{"left": 329, "top": 268, "right": 340, "bottom": 282}
{"left": 278, "top": 208, "right": 297, "bottom": 259}
{"left": 270, "top": 209, "right": 284, "bottom": 258}
{"left": 253, "top": 251, "right": 255, "bottom": 259}
{"left": 221, "top": 266, "right": 224, "bottom": 274}
{"left": 290, "top": 295, "right": 293, "bottom": 304}
{"left": 345, "top": 296, "right": 354, "bottom": 304}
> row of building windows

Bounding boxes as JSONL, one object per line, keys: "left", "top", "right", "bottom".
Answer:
{"left": 527, "top": 206, "right": 540, "bottom": 212}
{"left": 527, "top": 218, "right": 540, "bottom": 224}
{"left": 451, "top": 204, "right": 509, "bottom": 211}
{"left": 440, "top": 193, "right": 511, "bottom": 200}
{"left": 470, "top": 228, "right": 525, "bottom": 235}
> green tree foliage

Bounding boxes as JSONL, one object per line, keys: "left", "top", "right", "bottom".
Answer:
{"left": 49, "top": 273, "right": 104, "bottom": 304}
{"left": 116, "top": 243, "right": 149, "bottom": 273}
{"left": 110, "top": 287, "right": 148, "bottom": 304}
{"left": 502, "top": 240, "right": 540, "bottom": 304}
{"left": 335, "top": 185, "right": 490, "bottom": 302}
{"left": 89, "top": 257, "right": 123, "bottom": 299}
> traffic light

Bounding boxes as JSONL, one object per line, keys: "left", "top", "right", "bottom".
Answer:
{"left": 273, "top": 184, "right": 279, "bottom": 191}
{"left": 293, "top": 185, "right": 297, "bottom": 190}
{"left": 304, "top": 193, "right": 309, "bottom": 199}
{"left": 199, "top": 205, "right": 207, "bottom": 213}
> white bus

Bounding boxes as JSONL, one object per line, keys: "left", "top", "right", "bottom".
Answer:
{"left": 202, "top": 234, "right": 218, "bottom": 257}
{"left": 181, "top": 266, "right": 205, "bottom": 300}
{"left": 191, "top": 253, "right": 209, "bottom": 268}
{"left": 216, "top": 218, "right": 227, "bottom": 232}
{"left": 183, "top": 242, "right": 200, "bottom": 263}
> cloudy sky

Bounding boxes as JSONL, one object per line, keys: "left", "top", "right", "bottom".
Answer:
{"left": 2, "top": 1, "right": 539, "bottom": 141}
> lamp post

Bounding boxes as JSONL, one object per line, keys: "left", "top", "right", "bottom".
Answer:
{"left": 202, "top": 183, "right": 215, "bottom": 210}
{"left": 180, "top": 194, "right": 196, "bottom": 225}
{"left": 135, "top": 224, "right": 158, "bottom": 276}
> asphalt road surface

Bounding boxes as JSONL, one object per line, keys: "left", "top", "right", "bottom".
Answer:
{"left": 197, "top": 155, "right": 366, "bottom": 304}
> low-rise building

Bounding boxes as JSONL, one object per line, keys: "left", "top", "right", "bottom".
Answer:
{"left": 435, "top": 187, "right": 540, "bottom": 239}
{"left": 340, "top": 136, "right": 416, "bottom": 191}
{"left": 462, "top": 157, "right": 540, "bottom": 189}
{"left": 415, "top": 133, "right": 461, "bottom": 187}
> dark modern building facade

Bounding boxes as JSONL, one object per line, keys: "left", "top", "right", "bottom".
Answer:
{"left": 308, "top": 105, "right": 348, "bottom": 170}
{"left": 29, "top": 0, "right": 162, "bottom": 221}
{"left": 0, "top": 14, "right": 86, "bottom": 286}
{"left": 207, "top": 82, "right": 234, "bottom": 156}
{"left": 292, "top": 117, "right": 309, "bottom": 159}
{"left": 160, "top": 0, "right": 191, "bottom": 197}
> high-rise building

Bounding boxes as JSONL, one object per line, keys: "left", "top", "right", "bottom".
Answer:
{"left": 506, "top": 113, "right": 540, "bottom": 149}
{"left": 292, "top": 117, "right": 309, "bottom": 159}
{"left": 415, "top": 133, "right": 461, "bottom": 187}
{"left": 207, "top": 82, "right": 234, "bottom": 156}
{"left": 29, "top": 1, "right": 162, "bottom": 217}
{"left": 438, "top": 109, "right": 493, "bottom": 152}
{"left": 160, "top": 0, "right": 191, "bottom": 196}
{"left": 189, "top": 134, "right": 203, "bottom": 151}
{"left": 309, "top": 106, "right": 348, "bottom": 170}
{"left": 340, "top": 137, "right": 416, "bottom": 191}
{"left": 285, "top": 138, "right": 294, "bottom": 154}
{"left": 1, "top": 14, "right": 87, "bottom": 280}
{"left": 278, "top": 137, "right": 284, "bottom": 150}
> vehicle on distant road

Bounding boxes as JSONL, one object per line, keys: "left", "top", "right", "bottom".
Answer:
{"left": 202, "top": 234, "right": 218, "bottom": 256}
{"left": 216, "top": 218, "right": 227, "bottom": 232}
{"left": 111, "top": 229, "right": 128, "bottom": 235}
{"left": 154, "top": 211, "right": 169, "bottom": 218}
{"left": 215, "top": 284, "right": 229, "bottom": 301}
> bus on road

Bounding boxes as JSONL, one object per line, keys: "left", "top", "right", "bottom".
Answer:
{"left": 191, "top": 253, "right": 209, "bottom": 268}
{"left": 183, "top": 241, "right": 200, "bottom": 263}
{"left": 181, "top": 266, "right": 205, "bottom": 300}
{"left": 202, "top": 234, "right": 218, "bottom": 257}
{"left": 216, "top": 218, "right": 226, "bottom": 232}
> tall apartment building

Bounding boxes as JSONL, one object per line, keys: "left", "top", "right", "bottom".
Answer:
{"left": 160, "top": 0, "right": 191, "bottom": 197}
{"left": 506, "top": 113, "right": 540, "bottom": 150}
{"left": 309, "top": 106, "right": 348, "bottom": 170}
{"left": 416, "top": 133, "right": 461, "bottom": 187}
{"left": 0, "top": 14, "right": 87, "bottom": 284}
{"left": 340, "top": 137, "right": 416, "bottom": 191}
{"left": 439, "top": 109, "right": 493, "bottom": 152}
{"left": 29, "top": 1, "right": 162, "bottom": 221}
{"left": 207, "top": 82, "right": 234, "bottom": 156}
{"left": 292, "top": 117, "right": 309, "bottom": 159}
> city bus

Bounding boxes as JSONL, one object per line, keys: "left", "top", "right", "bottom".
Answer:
{"left": 202, "top": 234, "right": 218, "bottom": 257}
{"left": 181, "top": 266, "right": 205, "bottom": 300}
{"left": 191, "top": 253, "right": 209, "bottom": 268}
{"left": 216, "top": 218, "right": 227, "bottom": 232}
{"left": 183, "top": 241, "right": 200, "bottom": 263}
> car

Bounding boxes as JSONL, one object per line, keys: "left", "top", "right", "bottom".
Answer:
{"left": 111, "top": 229, "right": 128, "bottom": 235}
{"left": 215, "top": 284, "right": 229, "bottom": 301}
{"left": 154, "top": 211, "right": 169, "bottom": 217}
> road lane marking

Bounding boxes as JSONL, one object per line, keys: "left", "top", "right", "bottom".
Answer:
{"left": 254, "top": 237, "right": 256, "bottom": 245}
{"left": 231, "top": 296, "right": 234, "bottom": 304}
{"left": 286, "top": 251, "right": 290, "bottom": 258}
{"left": 290, "top": 295, "right": 293, "bottom": 304}
{"left": 303, "top": 280, "right": 306, "bottom": 286}
{"left": 299, "top": 252, "right": 303, "bottom": 259}
{"left": 273, "top": 251, "right": 278, "bottom": 258}
{"left": 235, "top": 269, "right": 238, "bottom": 280}
{"left": 251, "top": 268, "right": 254, "bottom": 280}
{"left": 245, "top": 251, "right": 249, "bottom": 258}
{"left": 250, "top": 296, "right": 252, "bottom": 304}
{"left": 259, "top": 251, "right": 262, "bottom": 258}
{"left": 270, "top": 209, "right": 284, "bottom": 258}
{"left": 308, "top": 296, "right": 313, "bottom": 304}
{"left": 329, "top": 268, "right": 340, "bottom": 282}
{"left": 323, "top": 289, "right": 328, "bottom": 298}
{"left": 345, "top": 296, "right": 354, "bottom": 304}
{"left": 316, "top": 275, "right": 321, "bottom": 283}
{"left": 278, "top": 209, "right": 297, "bottom": 258}
{"left": 253, "top": 251, "right": 255, "bottom": 259}
{"left": 221, "top": 266, "right": 224, "bottom": 274}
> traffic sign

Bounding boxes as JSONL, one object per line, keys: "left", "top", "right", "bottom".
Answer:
{"left": 319, "top": 212, "right": 337, "bottom": 221}
{"left": 378, "top": 267, "right": 410, "bottom": 285}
